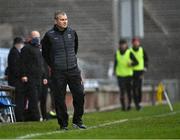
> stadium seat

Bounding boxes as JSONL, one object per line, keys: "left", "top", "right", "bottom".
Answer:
{"left": 0, "top": 91, "right": 16, "bottom": 123}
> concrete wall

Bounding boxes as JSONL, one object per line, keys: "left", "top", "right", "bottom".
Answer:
{"left": 46, "top": 86, "right": 157, "bottom": 113}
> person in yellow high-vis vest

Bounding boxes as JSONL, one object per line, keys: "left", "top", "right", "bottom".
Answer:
{"left": 131, "top": 38, "right": 148, "bottom": 110}
{"left": 114, "top": 39, "right": 138, "bottom": 111}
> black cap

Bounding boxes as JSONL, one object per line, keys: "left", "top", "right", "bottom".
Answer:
{"left": 13, "top": 37, "right": 24, "bottom": 45}
{"left": 119, "top": 39, "right": 127, "bottom": 45}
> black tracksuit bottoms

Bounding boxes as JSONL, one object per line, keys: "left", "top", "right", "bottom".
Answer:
{"left": 13, "top": 80, "right": 27, "bottom": 122}
{"left": 24, "top": 79, "right": 41, "bottom": 121}
{"left": 132, "top": 71, "right": 143, "bottom": 107}
{"left": 51, "top": 67, "right": 85, "bottom": 127}
{"left": 117, "top": 76, "right": 132, "bottom": 110}
{"left": 39, "top": 84, "right": 48, "bottom": 120}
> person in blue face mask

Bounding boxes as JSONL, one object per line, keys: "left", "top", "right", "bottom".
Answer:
{"left": 20, "top": 31, "right": 48, "bottom": 121}
{"left": 31, "top": 37, "right": 41, "bottom": 47}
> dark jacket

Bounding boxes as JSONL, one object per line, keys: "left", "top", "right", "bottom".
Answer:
{"left": 20, "top": 43, "right": 44, "bottom": 80}
{"left": 41, "top": 25, "right": 78, "bottom": 71}
{"left": 7, "top": 47, "right": 21, "bottom": 86}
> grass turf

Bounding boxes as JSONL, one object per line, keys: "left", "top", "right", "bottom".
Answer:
{"left": 0, "top": 103, "right": 180, "bottom": 139}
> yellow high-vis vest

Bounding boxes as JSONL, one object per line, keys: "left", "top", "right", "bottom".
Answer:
{"left": 115, "top": 49, "right": 133, "bottom": 77}
{"left": 130, "top": 47, "right": 144, "bottom": 71}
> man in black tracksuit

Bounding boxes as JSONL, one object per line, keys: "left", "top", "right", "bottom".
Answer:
{"left": 7, "top": 37, "right": 25, "bottom": 121}
{"left": 41, "top": 11, "right": 86, "bottom": 130}
{"left": 20, "top": 31, "right": 45, "bottom": 121}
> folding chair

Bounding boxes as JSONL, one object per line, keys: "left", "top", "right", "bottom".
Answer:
{"left": 0, "top": 91, "right": 16, "bottom": 123}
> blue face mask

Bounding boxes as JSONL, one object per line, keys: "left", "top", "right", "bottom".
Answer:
{"left": 31, "top": 37, "right": 40, "bottom": 46}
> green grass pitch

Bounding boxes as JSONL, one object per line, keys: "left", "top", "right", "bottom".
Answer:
{"left": 0, "top": 103, "right": 180, "bottom": 139}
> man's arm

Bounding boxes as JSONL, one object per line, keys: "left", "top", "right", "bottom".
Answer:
{"left": 143, "top": 49, "right": 148, "bottom": 68}
{"left": 113, "top": 53, "right": 117, "bottom": 74}
{"left": 8, "top": 50, "right": 19, "bottom": 76}
{"left": 74, "top": 31, "right": 78, "bottom": 55}
{"left": 20, "top": 47, "right": 30, "bottom": 82}
{"left": 130, "top": 52, "right": 138, "bottom": 66}
{"left": 41, "top": 59, "right": 48, "bottom": 79}
{"left": 41, "top": 59, "right": 49, "bottom": 85}
{"left": 41, "top": 33, "right": 51, "bottom": 67}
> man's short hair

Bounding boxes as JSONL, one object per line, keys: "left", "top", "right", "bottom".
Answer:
{"left": 119, "top": 39, "right": 127, "bottom": 45}
{"left": 13, "top": 37, "right": 24, "bottom": 45}
{"left": 54, "top": 11, "right": 67, "bottom": 19}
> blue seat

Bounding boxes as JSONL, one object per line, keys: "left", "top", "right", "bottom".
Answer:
{"left": 0, "top": 91, "right": 16, "bottom": 123}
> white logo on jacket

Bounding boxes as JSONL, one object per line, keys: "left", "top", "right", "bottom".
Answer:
{"left": 68, "top": 34, "right": 72, "bottom": 39}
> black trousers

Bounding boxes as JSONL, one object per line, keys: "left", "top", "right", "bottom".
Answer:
{"left": 117, "top": 76, "right": 132, "bottom": 110}
{"left": 39, "top": 84, "right": 48, "bottom": 120}
{"left": 132, "top": 71, "right": 143, "bottom": 108}
{"left": 48, "top": 79, "right": 56, "bottom": 111}
{"left": 24, "top": 78, "right": 41, "bottom": 121}
{"left": 12, "top": 80, "right": 27, "bottom": 122}
{"left": 51, "top": 67, "right": 85, "bottom": 127}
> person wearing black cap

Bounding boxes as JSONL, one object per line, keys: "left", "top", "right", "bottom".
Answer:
{"left": 41, "top": 11, "right": 86, "bottom": 130}
{"left": 7, "top": 37, "right": 26, "bottom": 121}
{"left": 114, "top": 39, "right": 138, "bottom": 111}
{"left": 131, "top": 38, "right": 148, "bottom": 110}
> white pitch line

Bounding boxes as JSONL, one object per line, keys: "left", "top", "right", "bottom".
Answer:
{"left": 16, "top": 119, "right": 128, "bottom": 139}
{"left": 87, "top": 119, "right": 129, "bottom": 129}
{"left": 154, "top": 111, "right": 177, "bottom": 118}
{"left": 16, "top": 111, "right": 179, "bottom": 139}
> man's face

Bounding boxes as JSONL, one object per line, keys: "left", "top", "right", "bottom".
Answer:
{"left": 120, "top": 43, "right": 128, "bottom": 51}
{"left": 55, "top": 14, "right": 68, "bottom": 29}
{"left": 133, "top": 40, "right": 140, "bottom": 47}
{"left": 15, "top": 43, "right": 24, "bottom": 49}
{"left": 31, "top": 31, "right": 41, "bottom": 46}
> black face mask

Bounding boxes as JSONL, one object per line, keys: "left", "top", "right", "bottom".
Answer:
{"left": 31, "top": 37, "right": 40, "bottom": 46}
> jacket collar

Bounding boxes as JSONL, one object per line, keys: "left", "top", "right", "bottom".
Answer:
{"left": 132, "top": 46, "right": 140, "bottom": 51}
{"left": 54, "top": 25, "right": 68, "bottom": 33}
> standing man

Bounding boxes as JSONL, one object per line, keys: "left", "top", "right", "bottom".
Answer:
{"left": 114, "top": 39, "right": 138, "bottom": 111}
{"left": 21, "top": 31, "right": 46, "bottom": 121}
{"left": 131, "top": 38, "right": 148, "bottom": 110}
{"left": 41, "top": 11, "right": 86, "bottom": 130}
{"left": 7, "top": 37, "right": 25, "bottom": 121}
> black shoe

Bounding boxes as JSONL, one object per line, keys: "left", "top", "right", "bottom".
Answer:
{"left": 121, "top": 107, "right": 126, "bottom": 111}
{"left": 73, "top": 123, "right": 87, "bottom": 129}
{"left": 60, "top": 126, "right": 68, "bottom": 131}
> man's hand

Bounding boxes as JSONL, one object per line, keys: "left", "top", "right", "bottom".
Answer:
{"left": 43, "top": 79, "right": 48, "bottom": 85}
{"left": 21, "top": 76, "right": 28, "bottom": 82}
{"left": 144, "top": 67, "right": 148, "bottom": 72}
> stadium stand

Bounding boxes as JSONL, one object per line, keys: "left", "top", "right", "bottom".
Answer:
{"left": 0, "top": 0, "right": 180, "bottom": 80}
{"left": 143, "top": 0, "right": 180, "bottom": 80}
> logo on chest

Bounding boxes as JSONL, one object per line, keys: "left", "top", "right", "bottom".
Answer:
{"left": 68, "top": 34, "right": 72, "bottom": 39}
